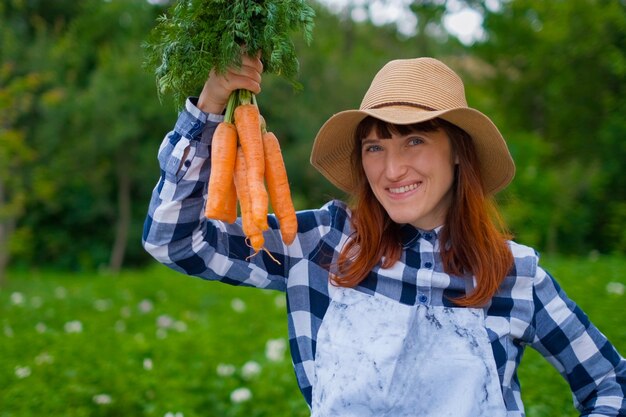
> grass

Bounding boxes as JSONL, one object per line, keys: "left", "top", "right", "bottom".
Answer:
{"left": 1, "top": 266, "right": 307, "bottom": 417}
{"left": 1, "top": 254, "right": 624, "bottom": 417}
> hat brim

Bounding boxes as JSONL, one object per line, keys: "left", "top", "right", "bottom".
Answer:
{"left": 310, "top": 106, "right": 515, "bottom": 195}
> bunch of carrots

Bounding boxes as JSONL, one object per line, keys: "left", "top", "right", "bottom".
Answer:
{"left": 204, "top": 89, "right": 297, "bottom": 255}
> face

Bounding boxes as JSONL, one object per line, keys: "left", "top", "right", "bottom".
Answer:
{"left": 360, "top": 126, "right": 457, "bottom": 230}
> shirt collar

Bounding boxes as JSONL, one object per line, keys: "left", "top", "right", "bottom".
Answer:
{"left": 400, "top": 224, "right": 443, "bottom": 248}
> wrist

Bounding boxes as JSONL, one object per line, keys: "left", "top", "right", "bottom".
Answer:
{"left": 196, "top": 96, "right": 226, "bottom": 115}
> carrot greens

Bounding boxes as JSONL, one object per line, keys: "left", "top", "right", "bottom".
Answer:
{"left": 143, "top": 0, "right": 315, "bottom": 106}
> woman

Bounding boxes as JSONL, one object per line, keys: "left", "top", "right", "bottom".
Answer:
{"left": 143, "top": 55, "right": 626, "bottom": 416}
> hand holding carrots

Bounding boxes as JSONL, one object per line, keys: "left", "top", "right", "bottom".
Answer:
{"left": 197, "top": 54, "right": 263, "bottom": 114}
{"left": 203, "top": 56, "right": 297, "bottom": 256}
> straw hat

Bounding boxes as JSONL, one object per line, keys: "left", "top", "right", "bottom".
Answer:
{"left": 310, "top": 57, "right": 515, "bottom": 195}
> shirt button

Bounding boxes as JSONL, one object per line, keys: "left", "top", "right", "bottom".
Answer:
{"left": 424, "top": 262, "right": 433, "bottom": 268}
{"left": 184, "top": 160, "right": 191, "bottom": 167}
{"left": 418, "top": 294, "right": 428, "bottom": 303}
{"left": 423, "top": 233, "right": 432, "bottom": 240}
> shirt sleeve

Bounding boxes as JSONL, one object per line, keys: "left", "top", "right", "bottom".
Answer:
{"left": 529, "top": 266, "right": 626, "bottom": 416}
{"left": 142, "top": 97, "right": 295, "bottom": 291}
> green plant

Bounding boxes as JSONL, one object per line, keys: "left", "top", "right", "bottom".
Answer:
{"left": 143, "top": 0, "right": 315, "bottom": 106}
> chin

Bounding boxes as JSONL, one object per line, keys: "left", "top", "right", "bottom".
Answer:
{"left": 386, "top": 212, "right": 414, "bottom": 226}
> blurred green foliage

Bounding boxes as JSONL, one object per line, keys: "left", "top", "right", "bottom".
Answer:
{"left": 1, "top": 0, "right": 624, "bottom": 274}
{"left": 472, "top": 0, "right": 626, "bottom": 254}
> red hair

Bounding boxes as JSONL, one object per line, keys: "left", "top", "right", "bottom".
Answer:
{"left": 334, "top": 117, "right": 513, "bottom": 307}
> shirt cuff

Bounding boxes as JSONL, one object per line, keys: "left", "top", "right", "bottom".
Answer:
{"left": 187, "top": 97, "right": 225, "bottom": 124}
{"left": 171, "top": 98, "right": 223, "bottom": 145}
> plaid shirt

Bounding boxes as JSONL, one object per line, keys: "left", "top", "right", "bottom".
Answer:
{"left": 143, "top": 99, "right": 626, "bottom": 416}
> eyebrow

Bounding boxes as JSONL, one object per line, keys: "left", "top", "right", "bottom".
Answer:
{"left": 360, "top": 138, "right": 385, "bottom": 147}
{"left": 361, "top": 130, "right": 432, "bottom": 143}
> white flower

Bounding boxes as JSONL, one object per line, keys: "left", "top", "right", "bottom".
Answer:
{"left": 94, "top": 299, "right": 112, "bottom": 312}
{"left": 35, "top": 322, "right": 47, "bottom": 333}
{"left": 54, "top": 287, "right": 67, "bottom": 299}
{"left": 173, "top": 320, "right": 188, "bottom": 333}
{"left": 93, "top": 394, "right": 112, "bottom": 405}
{"left": 157, "top": 314, "right": 174, "bottom": 328}
{"left": 216, "top": 363, "right": 236, "bottom": 377}
{"left": 64, "top": 320, "right": 83, "bottom": 333}
{"left": 10, "top": 292, "right": 25, "bottom": 306}
{"left": 606, "top": 282, "right": 625, "bottom": 295}
{"left": 274, "top": 294, "right": 286, "bottom": 309}
{"left": 164, "top": 412, "right": 184, "bottom": 417}
{"left": 15, "top": 366, "right": 31, "bottom": 379}
{"left": 265, "top": 338, "right": 287, "bottom": 362}
{"left": 156, "top": 328, "right": 168, "bottom": 339}
{"left": 138, "top": 299, "right": 154, "bottom": 314}
{"left": 230, "top": 298, "right": 246, "bottom": 313}
{"left": 143, "top": 358, "right": 154, "bottom": 371}
{"left": 35, "top": 352, "right": 54, "bottom": 365}
{"left": 241, "top": 361, "right": 262, "bottom": 380}
{"left": 230, "top": 387, "right": 252, "bottom": 403}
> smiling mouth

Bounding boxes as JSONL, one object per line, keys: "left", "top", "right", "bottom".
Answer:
{"left": 388, "top": 183, "right": 420, "bottom": 194}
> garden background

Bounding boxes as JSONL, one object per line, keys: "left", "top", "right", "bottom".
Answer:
{"left": 1, "top": 0, "right": 625, "bottom": 416}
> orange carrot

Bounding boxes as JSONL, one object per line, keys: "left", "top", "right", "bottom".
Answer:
{"left": 220, "top": 177, "right": 238, "bottom": 224}
{"left": 262, "top": 131, "right": 298, "bottom": 245}
{"left": 233, "top": 147, "right": 264, "bottom": 253}
{"left": 234, "top": 104, "right": 268, "bottom": 231}
{"left": 205, "top": 122, "right": 238, "bottom": 223}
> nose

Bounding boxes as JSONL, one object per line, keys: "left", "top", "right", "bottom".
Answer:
{"left": 384, "top": 147, "right": 409, "bottom": 180}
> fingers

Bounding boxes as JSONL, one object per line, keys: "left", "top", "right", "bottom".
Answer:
{"left": 225, "top": 72, "right": 261, "bottom": 95}
{"left": 227, "top": 55, "right": 263, "bottom": 94}
{"left": 197, "top": 53, "right": 263, "bottom": 114}
{"left": 242, "top": 53, "right": 264, "bottom": 74}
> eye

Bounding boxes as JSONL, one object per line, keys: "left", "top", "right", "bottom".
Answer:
{"left": 362, "top": 142, "right": 383, "bottom": 153}
{"left": 408, "top": 136, "right": 424, "bottom": 146}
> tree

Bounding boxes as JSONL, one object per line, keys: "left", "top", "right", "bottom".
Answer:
{"left": 469, "top": 0, "right": 626, "bottom": 253}
{"left": 0, "top": 65, "right": 40, "bottom": 285}
{"left": 0, "top": 0, "right": 56, "bottom": 282}
{"left": 3, "top": 0, "right": 172, "bottom": 272}
{"left": 27, "top": 0, "right": 172, "bottom": 271}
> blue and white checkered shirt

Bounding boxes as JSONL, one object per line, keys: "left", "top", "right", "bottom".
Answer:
{"left": 142, "top": 99, "right": 626, "bottom": 416}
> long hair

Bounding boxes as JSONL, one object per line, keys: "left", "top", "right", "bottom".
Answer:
{"left": 334, "top": 116, "right": 513, "bottom": 307}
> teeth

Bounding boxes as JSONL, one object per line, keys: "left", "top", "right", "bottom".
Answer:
{"left": 389, "top": 183, "right": 418, "bottom": 194}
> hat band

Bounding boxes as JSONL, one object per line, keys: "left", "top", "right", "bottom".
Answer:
{"left": 366, "top": 101, "right": 437, "bottom": 111}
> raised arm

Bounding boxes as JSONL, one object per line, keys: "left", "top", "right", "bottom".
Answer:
{"left": 141, "top": 54, "right": 289, "bottom": 291}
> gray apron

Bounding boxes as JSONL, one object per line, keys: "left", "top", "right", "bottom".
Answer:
{"left": 311, "top": 288, "right": 507, "bottom": 417}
